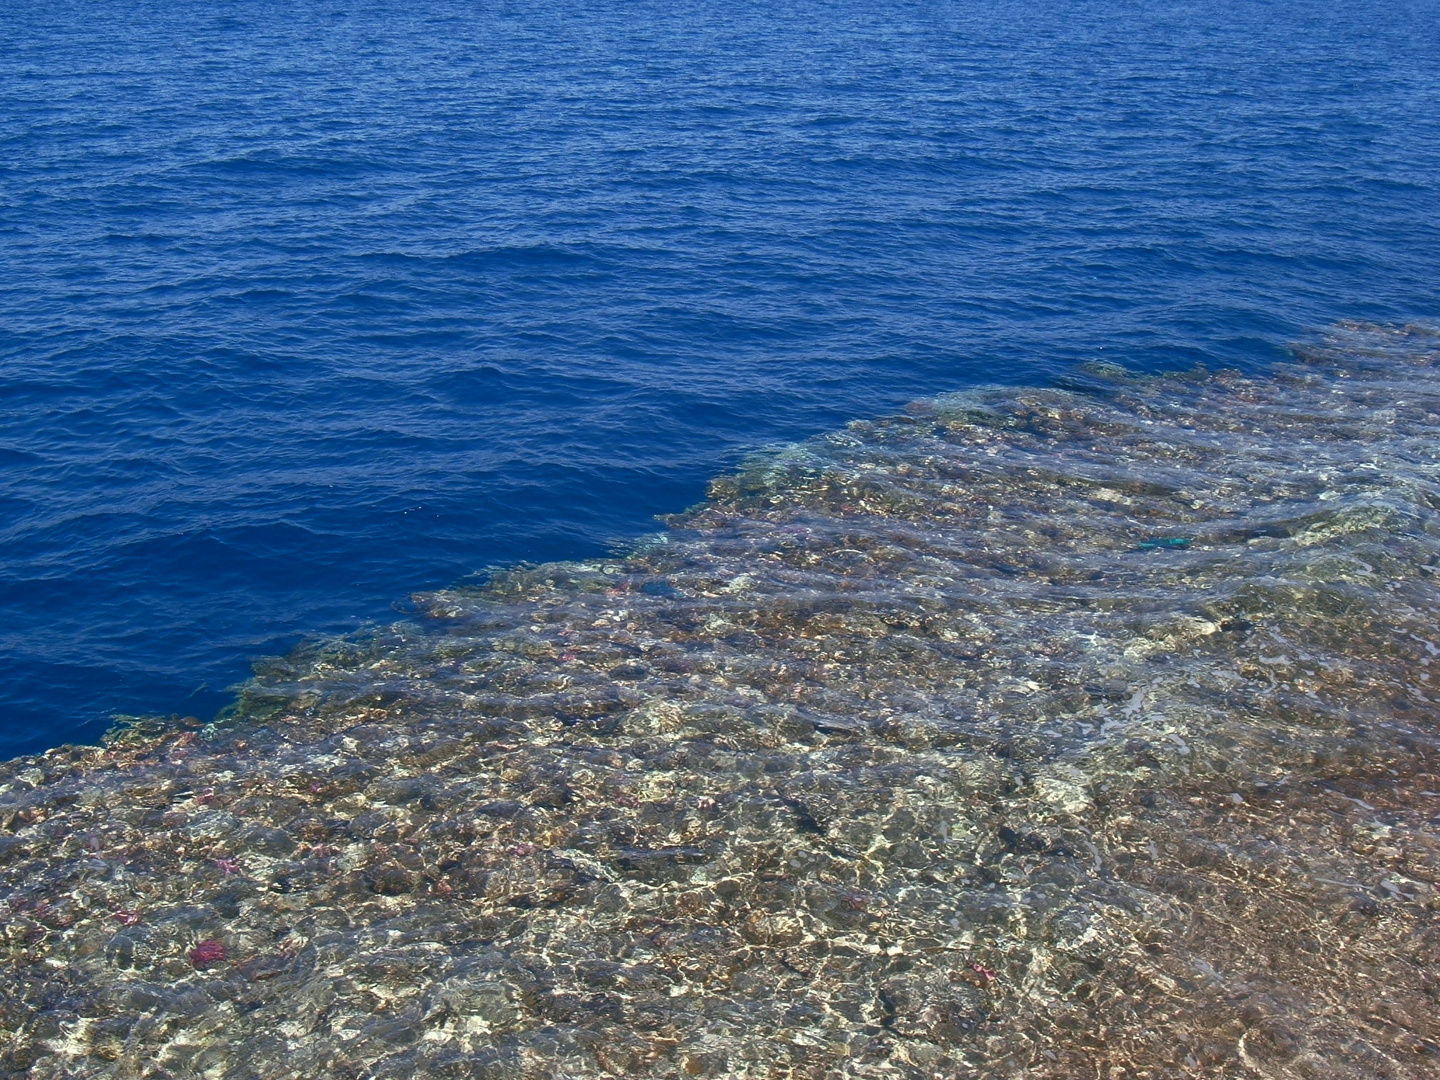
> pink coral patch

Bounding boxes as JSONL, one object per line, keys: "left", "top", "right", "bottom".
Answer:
{"left": 188, "top": 939, "right": 227, "bottom": 967}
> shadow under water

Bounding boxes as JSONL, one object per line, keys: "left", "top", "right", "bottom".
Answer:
{"left": 2, "top": 322, "right": 1439, "bottom": 1079}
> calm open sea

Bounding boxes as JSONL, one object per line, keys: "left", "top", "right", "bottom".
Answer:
{"left": 2, "top": 0, "right": 1438, "bottom": 756}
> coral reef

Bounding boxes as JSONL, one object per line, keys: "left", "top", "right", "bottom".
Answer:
{"left": 2, "top": 323, "right": 1438, "bottom": 1078}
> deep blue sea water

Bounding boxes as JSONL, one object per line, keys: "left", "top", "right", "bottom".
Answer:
{"left": 1, "top": 0, "right": 1438, "bottom": 757}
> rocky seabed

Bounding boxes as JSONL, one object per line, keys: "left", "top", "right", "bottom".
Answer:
{"left": 2, "top": 323, "right": 1438, "bottom": 1079}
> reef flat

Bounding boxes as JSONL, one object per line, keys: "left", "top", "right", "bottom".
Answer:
{"left": 2, "top": 323, "right": 1438, "bottom": 1079}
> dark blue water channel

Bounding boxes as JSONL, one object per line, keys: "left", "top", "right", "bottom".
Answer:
{"left": 2, "top": 0, "right": 1438, "bottom": 756}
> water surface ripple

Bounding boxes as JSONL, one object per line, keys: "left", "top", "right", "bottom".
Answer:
{"left": 2, "top": 324, "right": 1438, "bottom": 1076}
{"left": 2, "top": 0, "right": 1439, "bottom": 752}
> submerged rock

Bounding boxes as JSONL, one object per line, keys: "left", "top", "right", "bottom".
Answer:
{"left": 2, "top": 322, "right": 1439, "bottom": 1078}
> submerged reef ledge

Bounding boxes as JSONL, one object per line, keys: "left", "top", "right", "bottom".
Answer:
{"left": 4, "top": 323, "right": 1440, "bottom": 1079}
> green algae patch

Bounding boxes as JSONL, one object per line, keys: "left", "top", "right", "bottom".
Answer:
{"left": 2, "top": 323, "right": 1439, "bottom": 1079}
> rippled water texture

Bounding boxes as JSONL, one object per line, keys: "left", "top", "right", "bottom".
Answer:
{"left": 3, "top": 0, "right": 1440, "bottom": 752}
{"left": 1, "top": 323, "right": 1438, "bottom": 1077}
